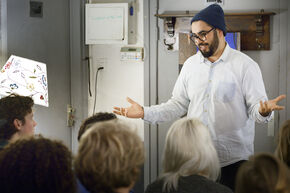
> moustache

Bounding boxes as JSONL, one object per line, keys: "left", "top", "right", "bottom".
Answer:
{"left": 198, "top": 43, "right": 209, "bottom": 47}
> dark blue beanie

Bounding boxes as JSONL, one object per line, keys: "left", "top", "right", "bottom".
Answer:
{"left": 191, "top": 4, "right": 227, "bottom": 36}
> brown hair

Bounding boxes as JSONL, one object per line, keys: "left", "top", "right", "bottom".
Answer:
{"left": 236, "top": 153, "right": 290, "bottom": 193}
{"left": 275, "top": 120, "right": 290, "bottom": 167}
{"left": 0, "top": 135, "right": 76, "bottom": 193}
{"left": 74, "top": 120, "right": 144, "bottom": 193}
{"left": 0, "top": 94, "right": 34, "bottom": 140}
{"left": 77, "top": 112, "right": 117, "bottom": 141}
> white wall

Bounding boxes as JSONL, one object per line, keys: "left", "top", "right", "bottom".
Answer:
{"left": 88, "top": 0, "right": 144, "bottom": 139}
{"left": 0, "top": 0, "right": 7, "bottom": 65}
{"left": 6, "top": 0, "right": 72, "bottom": 148}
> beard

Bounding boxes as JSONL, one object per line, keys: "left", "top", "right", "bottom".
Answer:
{"left": 198, "top": 31, "right": 219, "bottom": 58}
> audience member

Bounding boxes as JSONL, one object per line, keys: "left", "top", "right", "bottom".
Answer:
{"left": 145, "top": 117, "right": 232, "bottom": 193}
{"left": 0, "top": 136, "right": 76, "bottom": 193}
{"left": 77, "top": 112, "right": 117, "bottom": 141}
{"left": 75, "top": 120, "right": 144, "bottom": 193}
{"left": 0, "top": 94, "right": 36, "bottom": 150}
{"left": 236, "top": 153, "right": 290, "bottom": 193}
{"left": 275, "top": 120, "right": 290, "bottom": 167}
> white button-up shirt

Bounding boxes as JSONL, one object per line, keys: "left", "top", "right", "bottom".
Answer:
{"left": 144, "top": 44, "right": 272, "bottom": 167}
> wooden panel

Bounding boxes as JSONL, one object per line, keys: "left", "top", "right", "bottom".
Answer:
{"left": 226, "top": 15, "right": 270, "bottom": 50}
{"left": 179, "top": 33, "right": 197, "bottom": 65}
{"left": 157, "top": 11, "right": 274, "bottom": 51}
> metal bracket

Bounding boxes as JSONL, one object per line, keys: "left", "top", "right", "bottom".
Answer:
{"left": 67, "top": 104, "right": 75, "bottom": 127}
{"left": 255, "top": 9, "right": 264, "bottom": 49}
{"left": 165, "top": 17, "right": 176, "bottom": 37}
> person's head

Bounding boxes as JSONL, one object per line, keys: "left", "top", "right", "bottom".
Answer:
{"left": 0, "top": 94, "right": 36, "bottom": 141}
{"left": 275, "top": 120, "right": 290, "bottom": 167}
{"left": 75, "top": 120, "right": 144, "bottom": 193}
{"left": 0, "top": 135, "right": 76, "bottom": 193}
{"left": 77, "top": 112, "right": 117, "bottom": 141}
{"left": 190, "top": 4, "right": 226, "bottom": 58}
{"left": 236, "top": 153, "right": 290, "bottom": 193}
{"left": 161, "top": 117, "right": 220, "bottom": 192}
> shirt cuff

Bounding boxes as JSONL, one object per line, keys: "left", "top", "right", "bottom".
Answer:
{"left": 257, "top": 110, "right": 274, "bottom": 123}
{"left": 143, "top": 106, "right": 151, "bottom": 122}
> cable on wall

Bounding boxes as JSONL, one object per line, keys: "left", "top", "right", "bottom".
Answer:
{"left": 93, "top": 66, "right": 104, "bottom": 114}
{"left": 85, "top": 57, "right": 92, "bottom": 97}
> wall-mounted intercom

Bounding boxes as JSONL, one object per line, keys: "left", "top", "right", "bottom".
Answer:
{"left": 120, "top": 47, "right": 143, "bottom": 61}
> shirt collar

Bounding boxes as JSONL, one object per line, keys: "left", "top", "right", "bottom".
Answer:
{"left": 199, "top": 43, "right": 231, "bottom": 64}
{"left": 219, "top": 43, "right": 230, "bottom": 62}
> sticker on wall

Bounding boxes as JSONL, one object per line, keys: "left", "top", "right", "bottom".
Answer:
{"left": 0, "top": 55, "right": 49, "bottom": 107}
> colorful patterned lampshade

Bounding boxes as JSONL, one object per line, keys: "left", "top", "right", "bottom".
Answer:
{"left": 0, "top": 55, "right": 49, "bottom": 107}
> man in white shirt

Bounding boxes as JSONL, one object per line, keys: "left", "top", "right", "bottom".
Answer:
{"left": 114, "top": 4, "right": 285, "bottom": 191}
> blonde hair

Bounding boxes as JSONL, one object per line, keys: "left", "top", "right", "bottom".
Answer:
{"left": 161, "top": 117, "right": 220, "bottom": 192}
{"left": 74, "top": 120, "right": 144, "bottom": 193}
{"left": 275, "top": 120, "right": 290, "bottom": 167}
{"left": 236, "top": 153, "right": 290, "bottom": 193}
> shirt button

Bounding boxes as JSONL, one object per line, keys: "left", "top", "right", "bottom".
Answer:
{"left": 209, "top": 80, "right": 212, "bottom": 83}
{"left": 206, "top": 94, "right": 209, "bottom": 97}
{"left": 204, "top": 110, "right": 207, "bottom": 112}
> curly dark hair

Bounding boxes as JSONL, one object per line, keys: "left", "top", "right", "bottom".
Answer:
{"left": 77, "top": 112, "right": 117, "bottom": 141}
{"left": 0, "top": 94, "right": 34, "bottom": 140}
{"left": 0, "top": 135, "right": 76, "bottom": 193}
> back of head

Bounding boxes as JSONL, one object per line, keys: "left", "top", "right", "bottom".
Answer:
{"left": 162, "top": 117, "right": 220, "bottom": 192}
{"left": 0, "top": 135, "right": 76, "bottom": 193}
{"left": 77, "top": 112, "right": 117, "bottom": 141}
{"left": 75, "top": 120, "right": 144, "bottom": 193}
{"left": 275, "top": 120, "right": 290, "bottom": 167}
{"left": 236, "top": 153, "right": 290, "bottom": 193}
{"left": 0, "top": 94, "right": 34, "bottom": 140}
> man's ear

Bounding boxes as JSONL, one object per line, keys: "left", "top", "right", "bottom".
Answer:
{"left": 13, "top": 119, "right": 23, "bottom": 131}
{"left": 217, "top": 29, "right": 224, "bottom": 37}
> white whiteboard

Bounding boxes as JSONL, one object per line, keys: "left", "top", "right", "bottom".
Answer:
{"left": 85, "top": 3, "right": 128, "bottom": 45}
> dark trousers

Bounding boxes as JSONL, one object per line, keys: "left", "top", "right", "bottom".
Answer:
{"left": 219, "top": 160, "right": 246, "bottom": 191}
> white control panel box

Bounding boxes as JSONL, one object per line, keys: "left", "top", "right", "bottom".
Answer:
{"left": 120, "top": 47, "right": 143, "bottom": 61}
{"left": 85, "top": 3, "right": 128, "bottom": 45}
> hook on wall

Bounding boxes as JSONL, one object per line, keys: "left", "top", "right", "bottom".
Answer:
{"left": 164, "top": 39, "right": 174, "bottom": 50}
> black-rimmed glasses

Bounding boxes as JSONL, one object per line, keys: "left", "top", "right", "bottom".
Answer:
{"left": 190, "top": 27, "right": 215, "bottom": 43}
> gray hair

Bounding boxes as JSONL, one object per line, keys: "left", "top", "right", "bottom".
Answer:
{"left": 161, "top": 117, "right": 220, "bottom": 192}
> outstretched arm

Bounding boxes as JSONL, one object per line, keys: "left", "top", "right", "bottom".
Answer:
{"left": 114, "top": 61, "right": 190, "bottom": 124}
{"left": 113, "top": 97, "right": 144, "bottom": 118}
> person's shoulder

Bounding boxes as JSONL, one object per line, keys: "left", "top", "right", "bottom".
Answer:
{"left": 76, "top": 178, "right": 90, "bottom": 193}
{"left": 182, "top": 175, "right": 233, "bottom": 193}
{"left": 229, "top": 48, "right": 257, "bottom": 66}
{"left": 145, "top": 178, "right": 164, "bottom": 193}
{"left": 203, "top": 178, "right": 233, "bottom": 193}
{"left": 209, "top": 181, "right": 233, "bottom": 193}
{"left": 180, "top": 53, "right": 201, "bottom": 74}
{"left": 183, "top": 53, "right": 200, "bottom": 66}
{"left": 0, "top": 139, "right": 9, "bottom": 150}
